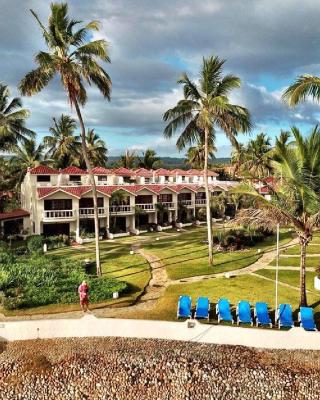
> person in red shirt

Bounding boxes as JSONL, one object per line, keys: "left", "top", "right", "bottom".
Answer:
{"left": 78, "top": 280, "right": 90, "bottom": 312}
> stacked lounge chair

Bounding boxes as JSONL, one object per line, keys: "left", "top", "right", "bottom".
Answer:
{"left": 299, "top": 307, "right": 317, "bottom": 331}
{"left": 195, "top": 297, "right": 210, "bottom": 320}
{"left": 237, "top": 300, "right": 253, "bottom": 326}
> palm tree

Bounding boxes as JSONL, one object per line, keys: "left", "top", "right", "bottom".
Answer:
{"left": 155, "top": 202, "right": 168, "bottom": 226}
{"left": 11, "top": 139, "right": 50, "bottom": 185}
{"left": 110, "top": 190, "right": 128, "bottom": 231}
{"left": 19, "top": 3, "right": 112, "bottom": 276}
{"left": 282, "top": 75, "right": 320, "bottom": 107}
{"left": 44, "top": 114, "right": 80, "bottom": 168}
{"left": 0, "top": 157, "right": 16, "bottom": 191}
{"left": 84, "top": 129, "right": 108, "bottom": 167}
{"left": 118, "top": 149, "right": 136, "bottom": 168}
{"left": 230, "top": 143, "right": 247, "bottom": 177}
{"left": 163, "top": 55, "right": 251, "bottom": 264}
{"left": 243, "top": 133, "right": 273, "bottom": 178}
{"left": 134, "top": 205, "right": 146, "bottom": 230}
{"left": 210, "top": 192, "right": 226, "bottom": 218}
{"left": 0, "top": 83, "right": 34, "bottom": 151}
{"left": 137, "top": 149, "right": 162, "bottom": 169}
{"left": 186, "top": 137, "right": 216, "bottom": 169}
{"left": 234, "top": 126, "right": 320, "bottom": 306}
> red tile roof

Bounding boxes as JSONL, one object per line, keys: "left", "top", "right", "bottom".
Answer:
{"left": 186, "top": 169, "right": 202, "bottom": 176}
{"left": 29, "top": 166, "right": 59, "bottom": 175}
{"left": 60, "top": 166, "right": 87, "bottom": 175}
{"left": 134, "top": 168, "right": 154, "bottom": 177}
{"left": 171, "top": 168, "right": 188, "bottom": 175}
{"left": 154, "top": 168, "right": 175, "bottom": 176}
{"left": 113, "top": 167, "right": 135, "bottom": 177}
{"left": 0, "top": 209, "right": 30, "bottom": 221}
{"left": 90, "top": 167, "right": 112, "bottom": 175}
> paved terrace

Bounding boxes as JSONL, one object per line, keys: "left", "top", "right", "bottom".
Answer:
{"left": 1, "top": 314, "right": 320, "bottom": 350}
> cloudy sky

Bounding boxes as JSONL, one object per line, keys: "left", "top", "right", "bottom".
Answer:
{"left": 1, "top": 0, "right": 320, "bottom": 157}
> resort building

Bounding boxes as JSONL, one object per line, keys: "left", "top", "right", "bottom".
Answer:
{"left": 6, "top": 166, "right": 238, "bottom": 241}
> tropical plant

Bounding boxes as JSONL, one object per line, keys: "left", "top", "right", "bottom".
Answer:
{"left": 110, "top": 190, "right": 129, "bottom": 231}
{"left": 230, "top": 143, "right": 247, "bottom": 177}
{"left": 155, "top": 202, "right": 168, "bottom": 226}
{"left": 137, "top": 149, "right": 162, "bottom": 169}
{"left": 134, "top": 205, "right": 146, "bottom": 229}
{"left": 242, "top": 133, "right": 273, "bottom": 178}
{"left": 19, "top": 3, "right": 112, "bottom": 276}
{"left": 83, "top": 128, "right": 108, "bottom": 167}
{"left": 233, "top": 126, "right": 320, "bottom": 306}
{"left": 44, "top": 114, "right": 80, "bottom": 168}
{"left": 163, "top": 55, "right": 251, "bottom": 264}
{"left": 0, "top": 83, "right": 34, "bottom": 151}
{"left": 118, "top": 149, "right": 137, "bottom": 168}
{"left": 186, "top": 137, "right": 216, "bottom": 169}
{"left": 10, "top": 138, "right": 50, "bottom": 184}
{"left": 210, "top": 193, "right": 226, "bottom": 218}
{"left": 282, "top": 75, "right": 320, "bottom": 107}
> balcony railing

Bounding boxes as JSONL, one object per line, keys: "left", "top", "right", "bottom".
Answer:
{"left": 179, "top": 199, "right": 194, "bottom": 207}
{"left": 79, "top": 208, "right": 107, "bottom": 217}
{"left": 135, "top": 203, "right": 155, "bottom": 211}
{"left": 43, "top": 210, "right": 75, "bottom": 219}
{"left": 109, "top": 205, "right": 133, "bottom": 214}
{"left": 161, "top": 202, "right": 176, "bottom": 209}
{"left": 195, "top": 199, "right": 206, "bottom": 205}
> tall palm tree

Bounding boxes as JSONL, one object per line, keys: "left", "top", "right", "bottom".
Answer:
{"left": 118, "top": 149, "right": 137, "bottom": 168}
{"left": 0, "top": 157, "right": 16, "bottom": 191}
{"left": 230, "top": 143, "right": 246, "bottom": 177}
{"left": 19, "top": 3, "right": 112, "bottom": 276}
{"left": 0, "top": 83, "right": 34, "bottom": 151}
{"left": 163, "top": 55, "right": 251, "bottom": 264}
{"left": 84, "top": 129, "right": 108, "bottom": 167}
{"left": 234, "top": 126, "right": 320, "bottom": 306}
{"left": 44, "top": 114, "right": 80, "bottom": 168}
{"left": 11, "top": 138, "right": 50, "bottom": 185}
{"left": 155, "top": 202, "right": 168, "bottom": 226}
{"left": 138, "top": 149, "right": 162, "bottom": 169}
{"left": 110, "top": 190, "right": 128, "bottom": 231}
{"left": 243, "top": 133, "right": 273, "bottom": 178}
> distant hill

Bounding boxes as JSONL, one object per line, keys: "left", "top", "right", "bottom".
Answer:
{"left": 107, "top": 156, "right": 230, "bottom": 169}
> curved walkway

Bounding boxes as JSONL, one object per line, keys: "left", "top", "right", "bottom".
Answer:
{"left": 1, "top": 314, "right": 320, "bottom": 350}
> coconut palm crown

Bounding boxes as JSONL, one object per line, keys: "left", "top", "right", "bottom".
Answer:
{"left": 163, "top": 55, "right": 252, "bottom": 264}
{"left": 233, "top": 125, "right": 320, "bottom": 306}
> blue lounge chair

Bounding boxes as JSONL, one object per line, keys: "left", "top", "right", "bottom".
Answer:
{"left": 195, "top": 297, "right": 210, "bottom": 320}
{"left": 299, "top": 307, "right": 317, "bottom": 331}
{"left": 177, "top": 296, "right": 192, "bottom": 319}
{"left": 254, "top": 302, "right": 272, "bottom": 328}
{"left": 216, "top": 298, "right": 234, "bottom": 324}
{"left": 237, "top": 300, "right": 253, "bottom": 326}
{"left": 277, "top": 304, "right": 294, "bottom": 329}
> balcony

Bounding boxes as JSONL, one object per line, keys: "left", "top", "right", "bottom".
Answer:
{"left": 79, "top": 208, "right": 107, "bottom": 217}
{"left": 43, "top": 210, "right": 75, "bottom": 221}
{"left": 109, "top": 205, "right": 133, "bottom": 214}
{"left": 135, "top": 203, "right": 155, "bottom": 212}
{"left": 195, "top": 199, "right": 206, "bottom": 206}
{"left": 161, "top": 202, "right": 176, "bottom": 210}
{"left": 179, "top": 199, "right": 195, "bottom": 208}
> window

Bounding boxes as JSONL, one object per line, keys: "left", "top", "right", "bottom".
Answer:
{"left": 178, "top": 193, "right": 191, "bottom": 201}
{"left": 196, "top": 192, "right": 206, "bottom": 199}
{"left": 158, "top": 194, "right": 172, "bottom": 203}
{"left": 165, "top": 176, "right": 169, "bottom": 181}
{"left": 136, "top": 195, "right": 153, "bottom": 204}
{"left": 69, "top": 175, "right": 81, "bottom": 182}
{"left": 44, "top": 199, "right": 72, "bottom": 210}
{"left": 37, "top": 175, "right": 50, "bottom": 182}
{"left": 98, "top": 175, "right": 108, "bottom": 182}
{"left": 145, "top": 178, "right": 150, "bottom": 183}
{"left": 181, "top": 176, "right": 186, "bottom": 182}
{"left": 79, "top": 197, "right": 104, "bottom": 208}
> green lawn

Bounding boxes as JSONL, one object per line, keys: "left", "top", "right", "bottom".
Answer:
{"left": 281, "top": 244, "right": 320, "bottom": 255}
{"left": 145, "top": 274, "right": 320, "bottom": 322}
{"left": 51, "top": 240, "right": 151, "bottom": 306}
{"left": 269, "top": 256, "right": 319, "bottom": 269}
{"left": 143, "top": 228, "right": 293, "bottom": 280}
{"left": 255, "top": 269, "right": 316, "bottom": 292}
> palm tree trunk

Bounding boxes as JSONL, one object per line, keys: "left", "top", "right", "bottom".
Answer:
{"left": 299, "top": 236, "right": 308, "bottom": 306}
{"left": 204, "top": 126, "right": 213, "bottom": 265}
{"left": 73, "top": 98, "right": 101, "bottom": 276}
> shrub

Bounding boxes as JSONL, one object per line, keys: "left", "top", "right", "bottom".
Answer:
{"left": 0, "top": 252, "right": 127, "bottom": 310}
{"left": 27, "top": 235, "right": 44, "bottom": 254}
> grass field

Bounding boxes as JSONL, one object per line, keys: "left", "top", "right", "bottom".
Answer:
{"left": 269, "top": 256, "right": 319, "bottom": 268}
{"left": 143, "top": 228, "right": 293, "bottom": 280}
{"left": 255, "top": 269, "right": 316, "bottom": 292}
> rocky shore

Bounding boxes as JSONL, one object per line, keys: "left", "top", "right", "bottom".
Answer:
{"left": 1, "top": 337, "right": 320, "bottom": 399}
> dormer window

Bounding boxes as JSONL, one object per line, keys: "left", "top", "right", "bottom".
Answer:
{"left": 98, "top": 175, "right": 108, "bottom": 182}
{"left": 165, "top": 176, "right": 169, "bottom": 181}
{"left": 182, "top": 176, "right": 186, "bottom": 182}
{"left": 69, "top": 175, "right": 81, "bottom": 182}
{"left": 37, "top": 175, "right": 50, "bottom": 182}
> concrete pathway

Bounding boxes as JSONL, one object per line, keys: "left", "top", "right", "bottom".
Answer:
{"left": 1, "top": 314, "right": 320, "bottom": 350}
